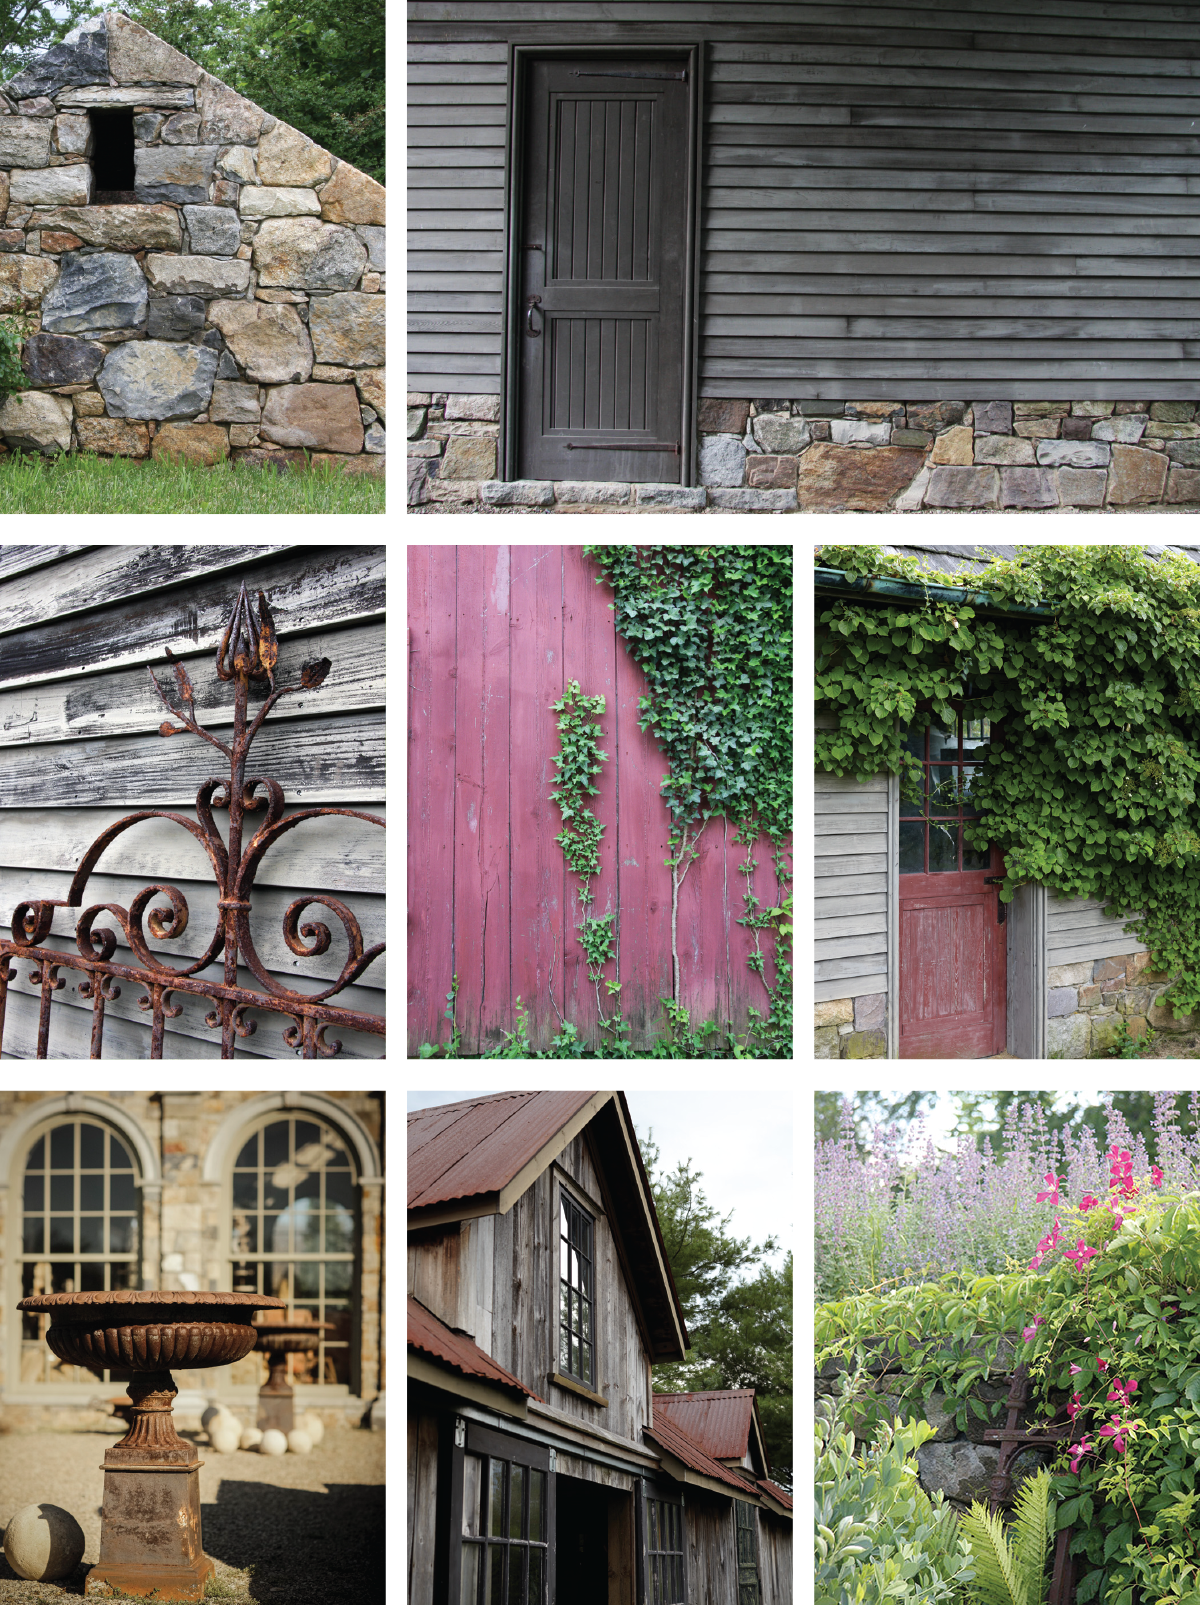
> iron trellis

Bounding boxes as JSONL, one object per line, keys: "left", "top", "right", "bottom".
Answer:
{"left": 0, "top": 582, "right": 385, "bottom": 1060}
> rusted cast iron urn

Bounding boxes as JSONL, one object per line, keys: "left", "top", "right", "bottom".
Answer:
{"left": 16, "top": 1290, "right": 285, "bottom": 1601}
{"left": 252, "top": 1317, "right": 333, "bottom": 1434}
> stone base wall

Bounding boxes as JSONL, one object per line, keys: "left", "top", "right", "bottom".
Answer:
{"left": 815, "top": 992, "right": 886, "bottom": 1058}
{"left": 0, "top": 13, "right": 385, "bottom": 470}
{"left": 1047, "top": 949, "right": 1199, "bottom": 1056}
{"left": 409, "top": 394, "right": 1200, "bottom": 512}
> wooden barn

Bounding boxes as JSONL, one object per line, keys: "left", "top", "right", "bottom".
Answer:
{"left": 0, "top": 543, "right": 385, "bottom": 1059}
{"left": 409, "top": 0, "right": 1200, "bottom": 514}
{"left": 814, "top": 542, "right": 1200, "bottom": 1061}
{"left": 407, "top": 1090, "right": 793, "bottom": 1605}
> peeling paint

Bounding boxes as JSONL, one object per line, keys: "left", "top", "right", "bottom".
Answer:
{"left": 466, "top": 800, "right": 477, "bottom": 834}
{"left": 491, "top": 545, "right": 510, "bottom": 614}
{"left": 622, "top": 858, "right": 639, "bottom": 866}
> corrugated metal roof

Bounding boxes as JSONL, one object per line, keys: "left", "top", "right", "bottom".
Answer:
{"left": 408, "top": 1090, "right": 602, "bottom": 1209}
{"left": 758, "top": 1478, "right": 793, "bottom": 1512}
{"left": 643, "top": 1411, "right": 750, "bottom": 1493}
{"left": 407, "top": 1296, "right": 541, "bottom": 1401}
{"left": 652, "top": 1389, "right": 756, "bottom": 1460}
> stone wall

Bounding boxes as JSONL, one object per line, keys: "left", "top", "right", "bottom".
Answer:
{"left": 815, "top": 992, "right": 886, "bottom": 1058}
{"left": 1048, "top": 948, "right": 1200, "bottom": 1056}
{"left": 0, "top": 12, "right": 384, "bottom": 469}
{"left": 817, "top": 1345, "right": 1047, "bottom": 1512}
{"left": 410, "top": 395, "right": 1200, "bottom": 511}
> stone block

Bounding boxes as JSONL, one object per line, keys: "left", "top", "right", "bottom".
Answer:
{"left": 480, "top": 479, "right": 555, "bottom": 506}
{"left": 134, "top": 145, "right": 218, "bottom": 205}
{"left": 240, "top": 186, "right": 322, "bottom": 219}
{"left": 699, "top": 433, "right": 746, "bottom": 487}
{"left": 797, "top": 441, "right": 925, "bottom": 511}
{"left": 256, "top": 382, "right": 362, "bottom": 454}
{"left": 58, "top": 85, "right": 195, "bottom": 111}
{"left": 98, "top": 341, "right": 217, "bottom": 421}
{"left": 1036, "top": 439, "right": 1110, "bottom": 468}
{"left": 842, "top": 1029, "right": 886, "bottom": 1059}
{"left": 815, "top": 1026, "right": 840, "bottom": 1058}
{"left": 5, "top": 15, "right": 106, "bottom": 101}
{"left": 209, "top": 380, "right": 260, "bottom": 424}
{"left": 408, "top": 438, "right": 441, "bottom": 459}
{"left": 1107, "top": 444, "right": 1168, "bottom": 505}
{"left": 831, "top": 418, "right": 890, "bottom": 445}
{"left": 697, "top": 397, "right": 749, "bottom": 434}
{"left": 846, "top": 400, "right": 903, "bottom": 419}
{"left": 196, "top": 72, "right": 265, "bottom": 146}
{"left": 52, "top": 113, "right": 90, "bottom": 155}
{"left": 144, "top": 253, "right": 249, "bottom": 298}
{"left": 1048, "top": 986, "right": 1078, "bottom": 1018}
{"left": 1047, "top": 1013, "right": 1091, "bottom": 1060}
{"left": 72, "top": 391, "right": 104, "bottom": 417}
{"left": 146, "top": 295, "right": 205, "bottom": 341}
{"left": 436, "top": 434, "right": 495, "bottom": 480}
{"left": 0, "top": 257, "right": 58, "bottom": 316}
{"left": 890, "top": 428, "right": 931, "bottom": 447}
{"left": 152, "top": 422, "right": 229, "bottom": 465}
{"left": 1000, "top": 466, "right": 1057, "bottom": 507}
{"left": 22, "top": 331, "right": 103, "bottom": 386}
{"left": 815, "top": 998, "right": 853, "bottom": 1028}
{"left": 0, "top": 231, "right": 22, "bottom": 253}
{"left": 443, "top": 394, "right": 499, "bottom": 423}
{"left": 207, "top": 299, "right": 313, "bottom": 384}
{"left": 256, "top": 122, "right": 333, "bottom": 187}
{"left": 252, "top": 217, "right": 367, "bottom": 290}
{"left": 1091, "top": 1014, "right": 1127, "bottom": 1056}
{"left": 1119, "top": 986, "right": 1153, "bottom": 1017}
{"left": 925, "top": 465, "right": 999, "bottom": 508}
{"left": 107, "top": 11, "right": 200, "bottom": 84}
{"left": 1015, "top": 419, "right": 1061, "bottom": 439}
{"left": 893, "top": 464, "right": 932, "bottom": 511}
{"left": 1165, "top": 440, "right": 1200, "bottom": 466}
{"left": 312, "top": 450, "right": 383, "bottom": 477}
{"left": 1061, "top": 416, "right": 1095, "bottom": 440}
{"left": 916, "top": 1441, "right": 998, "bottom": 1505}
{"left": 1093, "top": 414, "right": 1148, "bottom": 443}
{"left": 1053, "top": 467, "right": 1105, "bottom": 507}
{"left": 1146, "top": 422, "right": 1200, "bottom": 440}
{"left": 746, "top": 454, "right": 799, "bottom": 488}
{"left": 34, "top": 205, "right": 182, "bottom": 251}
{"left": 1148, "top": 994, "right": 1199, "bottom": 1032}
{"left": 39, "top": 231, "right": 83, "bottom": 254}
{"left": 1093, "top": 956, "right": 1126, "bottom": 984}
{"left": 317, "top": 163, "right": 385, "bottom": 226}
{"left": 308, "top": 292, "right": 385, "bottom": 368}
{"left": 1150, "top": 401, "right": 1196, "bottom": 421}
{"left": 74, "top": 417, "right": 150, "bottom": 456}
{"left": 634, "top": 483, "right": 707, "bottom": 509}
{"left": 752, "top": 413, "right": 810, "bottom": 453}
{"left": 907, "top": 401, "right": 966, "bottom": 432}
{"left": 1072, "top": 401, "right": 1115, "bottom": 417}
{"left": 161, "top": 112, "right": 202, "bottom": 145}
{"left": 797, "top": 400, "right": 846, "bottom": 418}
{"left": 1014, "top": 401, "right": 1070, "bottom": 418}
{"left": 554, "top": 481, "right": 630, "bottom": 504}
{"left": 929, "top": 425, "right": 974, "bottom": 465}
{"left": 1078, "top": 984, "right": 1101, "bottom": 1009}
{"left": 1047, "top": 961, "right": 1095, "bottom": 988}
{"left": 972, "top": 400, "right": 1013, "bottom": 434}
{"left": 707, "top": 487, "right": 797, "bottom": 512}
{"left": 976, "top": 434, "right": 1035, "bottom": 465}
{"left": 183, "top": 205, "right": 241, "bottom": 256}
{"left": 1166, "top": 465, "right": 1200, "bottom": 503}
{"left": 354, "top": 368, "right": 384, "bottom": 422}
{"left": 854, "top": 992, "right": 886, "bottom": 1031}
{"left": 41, "top": 251, "right": 146, "bottom": 334}
{"left": 10, "top": 165, "right": 91, "bottom": 207}
{"left": 0, "top": 390, "right": 71, "bottom": 453}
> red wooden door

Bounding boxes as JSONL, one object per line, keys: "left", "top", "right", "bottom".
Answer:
{"left": 899, "top": 715, "right": 1006, "bottom": 1058}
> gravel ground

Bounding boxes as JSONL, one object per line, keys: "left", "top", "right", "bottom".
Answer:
{"left": 0, "top": 1423, "right": 384, "bottom": 1605}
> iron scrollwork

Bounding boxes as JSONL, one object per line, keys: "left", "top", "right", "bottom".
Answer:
{"left": 0, "top": 583, "right": 385, "bottom": 1059}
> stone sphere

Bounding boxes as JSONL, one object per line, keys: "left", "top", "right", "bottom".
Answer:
{"left": 298, "top": 1411, "right": 324, "bottom": 1445}
{"left": 209, "top": 1423, "right": 240, "bottom": 1455}
{"left": 3, "top": 1503, "right": 86, "bottom": 1582}
{"left": 259, "top": 1429, "right": 288, "bottom": 1457}
{"left": 240, "top": 1427, "right": 263, "bottom": 1451}
{"left": 286, "top": 1429, "right": 313, "bottom": 1455}
{"left": 200, "top": 1404, "right": 224, "bottom": 1433}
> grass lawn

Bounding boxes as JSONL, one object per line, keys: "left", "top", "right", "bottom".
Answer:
{"left": 0, "top": 451, "right": 385, "bottom": 514}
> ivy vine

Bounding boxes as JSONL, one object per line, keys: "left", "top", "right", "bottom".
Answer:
{"left": 815, "top": 542, "right": 1200, "bottom": 1019}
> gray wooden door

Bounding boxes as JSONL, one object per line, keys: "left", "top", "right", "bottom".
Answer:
{"left": 518, "top": 59, "right": 689, "bottom": 484}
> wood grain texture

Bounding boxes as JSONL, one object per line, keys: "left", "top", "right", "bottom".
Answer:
{"left": 407, "top": 545, "right": 790, "bottom": 1055}
{"left": 0, "top": 545, "right": 93, "bottom": 581}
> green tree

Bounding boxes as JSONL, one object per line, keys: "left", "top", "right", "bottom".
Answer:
{"left": 814, "top": 1090, "right": 938, "bottom": 1152}
{"left": 0, "top": 0, "right": 93, "bottom": 79}
{"left": 639, "top": 1133, "right": 792, "bottom": 1488}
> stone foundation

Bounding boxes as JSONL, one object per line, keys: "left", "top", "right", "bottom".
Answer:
{"left": 815, "top": 992, "right": 886, "bottom": 1058}
{"left": 0, "top": 12, "right": 385, "bottom": 468}
{"left": 1047, "top": 949, "right": 1199, "bottom": 1056}
{"left": 409, "top": 396, "right": 1200, "bottom": 511}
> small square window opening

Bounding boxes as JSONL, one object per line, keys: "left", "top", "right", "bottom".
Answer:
{"left": 90, "top": 111, "right": 135, "bottom": 201}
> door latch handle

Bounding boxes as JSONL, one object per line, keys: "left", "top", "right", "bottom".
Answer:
{"left": 526, "top": 295, "right": 542, "bottom": 336}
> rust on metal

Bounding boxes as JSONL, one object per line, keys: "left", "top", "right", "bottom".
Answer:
{"left": 408, "top": 1294, "right": 541, "bottom": 1401}
{"left": 643, "top": 1409, "right": 753, "bottom": 1492}
{"left": 651, "top": 1388, "right": 761, "bottom": 1461}
{"left": 0, "top": 582, "right": 384, "bottom": 1059}
{"left": 981, "top": 1364, "right": 1078, "bottom": 1604}
{"left": 252, "top": 1314, "right": 334, "bottom": 1433}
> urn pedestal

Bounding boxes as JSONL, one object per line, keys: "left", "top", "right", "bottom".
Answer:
{"left": 17, "top": 1290, "right": 285, "bottom": 1602}
{"left": 253, "top": 1318, "right": 333, "bottom": 1435}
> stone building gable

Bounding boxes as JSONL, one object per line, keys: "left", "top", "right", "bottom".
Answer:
{"left": 0, "top": 11, "right": 385, "bottom": 468}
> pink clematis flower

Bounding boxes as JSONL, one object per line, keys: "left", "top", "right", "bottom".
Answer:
{"left": 1064, "top": 1240, "right": 1098, "bottom": 1270}
{"left": 1037, "top": 1171, "right": 1062, "bottom": 1204}
{"left": 1069, "top": 1437, "right": 1094, "bottom": 1473}
{"left": 1067, "top": 1392, "right": 1083, "bottom": 1421}
{"left": 1022, "top": 1315, "right": 1047, "bottom": 1342}
{"left": 1097, "top": 1359, "right": 1108, "bottom": 1372}
{"left": 1080, "top": 1194, "right": 1100, "bottom": 1213}
{"left": 1099, "top": 1415, "right": 1134, "bottom": 1454}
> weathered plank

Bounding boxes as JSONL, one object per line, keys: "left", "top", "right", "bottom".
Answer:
{"left": 815, "top": 832, "right": 887, "bottom": 856}
{"left": 817, "top": 932, "right": 888, "bottom": 962}
{"left": 0, "top": 545, "right": 93, "bottom": 582}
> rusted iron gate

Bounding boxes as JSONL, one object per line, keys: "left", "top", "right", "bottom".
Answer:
{"left": 0, "top": 583, "right": 385, "bottom": 1059}
{"left": 984, "top": 1364, "right": 1078, "bottom": 1605}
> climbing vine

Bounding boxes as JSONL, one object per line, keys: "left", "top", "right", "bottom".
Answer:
{"left": 815, "top": 542, "right": 1200, "bottom": 1018}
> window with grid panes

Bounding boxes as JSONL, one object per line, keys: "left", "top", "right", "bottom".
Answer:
{"left": 228, "top": 1115, "right": 357, "bottom": 1385}
{"left": 19, "top": 1121, "right": 140, "bottom": 1385}
{"left": 646, "top": 1495, "right": 685, "bottom": 1605}
{"left": 558, "top": 1191, "right": 594, "bottom": 1387}
{"left": 460, "top": 1451, "right": 548, "bottom": 1605}
{"left": 898, "top": 715, "right": 993, "bottom": 873}
{"left": 735, "top": 1500, "right": 761, "bottom": 1605}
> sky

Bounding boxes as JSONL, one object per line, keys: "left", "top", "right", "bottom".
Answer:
{"left": 406, "top": 1088, "right": 793, "bottom": 1274}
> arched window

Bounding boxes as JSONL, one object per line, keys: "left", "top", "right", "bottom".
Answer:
{"left": 228, "top": 1113, "right": 358, "bottom": 1387}
{"left": 19, "top": 1119, "right": 141, "bottom": 1386}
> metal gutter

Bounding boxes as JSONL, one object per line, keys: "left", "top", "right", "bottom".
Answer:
{"left": 814, "top": 566, "right": 1055, "bottom": 622}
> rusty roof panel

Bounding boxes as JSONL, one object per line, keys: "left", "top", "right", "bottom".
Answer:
{"left": 643, "top": 1412, "right": 750, "bottom": 1493}
{"left": 408, "top": 1296, "right": 541, "bottom": 1401}
{"left": 758, "top": 1478, "right": 793, "bottom": 1511}
{"left": 652, "top": 1389, "right": 756, "bottom": 1460}
{"left": 408, "top": 1090, "right": 601, "bottom": 1209}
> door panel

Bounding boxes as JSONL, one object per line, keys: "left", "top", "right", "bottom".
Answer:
{"left": 519, "top": 59, "right": 689, "bottom": 483}
{"left": 898, "top": 715, "right": 1007, "bottom": 1058}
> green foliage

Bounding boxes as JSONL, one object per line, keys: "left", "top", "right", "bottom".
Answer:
{"left": 815, "top": 1369, "right": 975, "bottom": 1605}
{"left": 815, "top": 543, "right": 1200, "bottom": 1019}
{"left": 0, "top": 316, "right": 27, "bottom": 401}
{"left": 958, "top": 1470, "right": 1054, "bottom": 1605}
{"left": 417, "top": 974, "right": 461, "bottom": 1059}
{"left": 549, "top": 680, "right": 608, "bottom": 887}
{"left": 1108, "top": 1019, "right": 1155, "bottom": 1059}
{"left": 817, "top": 1187, "right": 1200, "bottom": 1605}
{"left": 481, "top": 996, "right": 535, "bottom": 1059}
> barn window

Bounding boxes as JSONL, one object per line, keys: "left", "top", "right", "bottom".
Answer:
{"left": 89, "top": 110, "right": 135, "bottom": 200}
{"left": 646, "top": 1495, "right": 685, "bottom": 1604}
{"left": 898, "top": 714, "right": 992, "bottom": 873}
{"left": 460, "top": 1443, "right": 548, "bottom": 1605}
{"left": 558, "top": 1191, "right": 595, "bottom": 1387}
{"left": 735, "top": 1500, "right": 761, "bottom": 1605}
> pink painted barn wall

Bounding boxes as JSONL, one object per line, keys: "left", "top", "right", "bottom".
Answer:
{"left": 407, "top": 544, "right": 791, "bottom": 1056}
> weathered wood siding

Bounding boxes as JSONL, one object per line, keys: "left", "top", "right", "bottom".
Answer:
{"left": 815, "top": 764, "right": 888, "bottom": 1005}
{"left": 0, "top": 544, "right": 385, "bottom": 1060}
{"left": 407, "top": 544, "right": 790, "bottom": 1055}
{"left": 779, "top": 0, "right": 1200, "bottom": 398}
{"left": 758, "top": 1509, "right": 792, "bottom": 1605}
{"left": 405, "top": 0, "right": 805, "bottom": 398}
{"left": 685, "top": 1491, "right": 734, "bottom": 1605}
{"left": 407, "top": 1409, "right": 439, "bottom": 1605}
{"left": 1046, "top": 892, "right": 1147, "bottom": 969}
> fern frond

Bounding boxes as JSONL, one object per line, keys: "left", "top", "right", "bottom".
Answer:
{"left": 1012, "top": 1470, "right": 1053, "bottom": 1605}
{"left": 958, "top": 1501, "right": 1031, "bottom": 1605}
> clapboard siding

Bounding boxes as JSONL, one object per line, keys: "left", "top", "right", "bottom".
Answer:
{"left": 1046, "top": 892, "right": 1146, "bottom": 968}
{"left": 412, "top": 2, "right": 1200, "bottom": 400}
{"left": 704, "top": 11, "right": 1200, "bottom": 399}
{"left": 405, "top": 1, "right": 805, "bottom": 396}
{"left": 815, "top": 766, "right": 888, "bottom": 1002}
{"left": 0, "top": 545, "right": 385, "bottom": 1061}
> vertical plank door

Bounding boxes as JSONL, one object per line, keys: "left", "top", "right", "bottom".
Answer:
{"left": 518, "top": 59, "right": 690, "bottom": 484}
{"left": 898, "top": 716, "right": 1007, "bottom": 1058}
